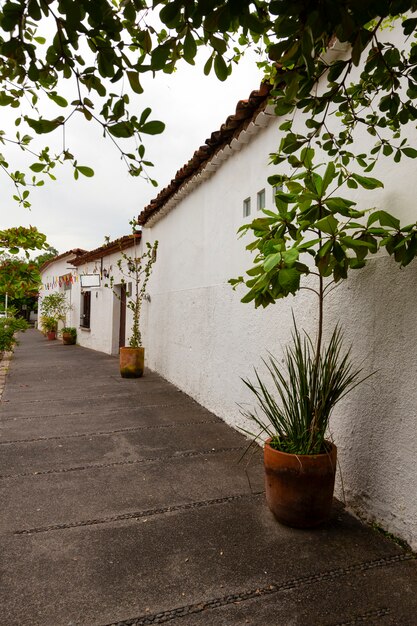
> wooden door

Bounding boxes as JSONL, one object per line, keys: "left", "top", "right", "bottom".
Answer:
{"left": 119, "top": 284, "right": 126, "bottom": 348}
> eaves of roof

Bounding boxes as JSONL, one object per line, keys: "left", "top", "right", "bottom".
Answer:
{"left": 137, "top": 81, "right": 273, "bottom": 227}
{"left": 40, "top": 248, "right": 87, "bottom": 273}
{"left": 70, "top": 234, "right": 141, "bottom": 267}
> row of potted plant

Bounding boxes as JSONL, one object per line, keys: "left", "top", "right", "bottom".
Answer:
{"left": 39, "top": 293, "right": 76, "bottom": 345}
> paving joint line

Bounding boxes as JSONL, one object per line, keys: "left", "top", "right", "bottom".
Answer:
{"left": 0, "top": 419, "right": 220, "bottom": 446}
{"left": 0, "top": 392, "right": 188, "bottom": 405}
{"left": 104, "top": 555, "right": 414, "bottom": 626}
{"left": 0, "top": 446, "right": 246, "bottom": 479}
{"left": 0, "top": 402, "right": 203, "bottom": 423}
{"left": 332, "top": 607, "right": 390, "bottom": 625}
{"left": 14, "top": 492, "right": 264, "bottom": 535}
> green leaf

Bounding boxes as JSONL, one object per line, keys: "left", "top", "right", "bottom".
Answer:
{"left": 315, "top": 215, "right": 338, "bottom": 235}
{"left": 402, "top": 147, "right": 417, "bottom": 158}
{"left": 25, "top": 116, "right": 64, "bottom": 134}
{"left": 251, "top": 218, "right": 271, "bottom": 232}
{"left": 367, "top": 210, "right": 400, "bottom": 230}
{"left": 351, "top": 173, "right": 383, "bottom": 190}
{"left": 48, "top": 93, "right": 68, "bottom": 107}
{"left": 203, "top": 54, "right": 213, "bottom": 76}
{"left": 263, "top": 253, "right": 281, "bottom": 272}
{"left": 317, "top": 239, "right": 333, "bottom": 258}
{"left": 282, "top": 248, "right": 299, "bottom": 266}
{"left": 241, "top": 289, "right": 257, "bottom": 304}
{"left": 159, "top": 2, "right": 180, "bottom": 26}
{"left": 77, "top": 166, "right": 94, "bottom": 177}
{"left": 321, "top": 162, "right": 336, "bottom": 195}
{"left": 278, "top": 268, "right": 300, "bottom": 293}
{"left": 323, "top": 197, "right": 356, "bottom": 214}
{"left": 183, "top": 31, "right": 197, "bottom": 64}
{"left": 140, "top": 121, "right": 165, "bottom": 135}
{"left": 29, "top": 163, "right": 46, "bottom": 172}
{"left": 214, "top": 54, "right": 228, "bottom": 81}
{"left": 151, "top": 44, "right": 171, "bottom": 71}
{"left": 107, "top": 122, "right": 134, "bottom": 138}
{"left": 349, "top": 258, "right": 367, "bottom": 269}
{"left": 139, "top": 107, "right": 152, "bottom": 125}
{"left": 127, "top": 71, "right": 143, "bottom": 94}
{"left": 341, "top": 236, "right": 374, "bottom": 250}
{"left": 210, "top": 36, "right": 227, "bottom": 55}
{"left": 403, "top": 17, "right": 417, "bottom": 36}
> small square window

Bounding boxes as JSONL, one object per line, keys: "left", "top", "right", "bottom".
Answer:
{"left": 272, "top": 183, "right": 284, "bottom": 202}
{"left": 257, "top": 189, "right": 266, "bottom": 211}
{"left": 243, "top": 197, "right": 251, "bottom": 217}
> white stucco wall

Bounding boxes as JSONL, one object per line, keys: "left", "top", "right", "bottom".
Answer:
{"left": 141, "top": 111, "right": 417, "bottom": 549}
{"left": 40, "top": 245, "right": 140, "bottom": 355}
{"left": 39, "top": 255, "right": 78, "bottom": 331}
{"left": 74, "top": 247, "right": 135, "bottom": 355}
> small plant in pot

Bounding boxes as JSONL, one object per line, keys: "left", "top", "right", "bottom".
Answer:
{"left": 105, "top": 219, "right": 158, "bottom": 378}
{"left": 241, "top": 322, "right": 365, "bottom": 527}
{"left": 60, "top": 327, "right": 77, "bottom": 345}
{"left": 231, "top": 148, "right": 417, "bottom": 528}
{"left": 39, "top": 292, "right": 72, "bottom": 340}
{"left": 40, "top": 316, "right": 58, "bottom": 340}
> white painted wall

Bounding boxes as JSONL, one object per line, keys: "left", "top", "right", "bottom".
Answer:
{"left": 141, "top": 111, "right": 417, "bottom": 549}
{"left": 74, "top": 247, "right": 133, "bottom": 355}
{"left": 40, "top": 244, "right": 140, "bottom": 355}
{"left": 39, "top": 255, "right": 78, "bottom": 331}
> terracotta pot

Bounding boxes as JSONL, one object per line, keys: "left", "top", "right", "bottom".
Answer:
{"left": 62, "top": 332, "right": 76, "bottom": 345}
{"left": 119, "top": 346, "right": 144, "bottom": 378}
{"left": 264, "top": 438, "right": 337, "bottom": 528}
{"left": 47, "top": 330, "right": 56, "bottom": 341}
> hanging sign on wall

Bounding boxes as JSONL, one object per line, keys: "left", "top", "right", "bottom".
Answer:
{"left": 80, "top": 274, "right": 101, "bottom": 288}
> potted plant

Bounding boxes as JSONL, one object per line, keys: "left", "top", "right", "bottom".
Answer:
{"left": 60, "top": 327, "right": 76, "bottom": 345}
{"left": 105, "top": 219, "right": 158, "bottom": 378}
{"left": 40, "top": 316, "right": 58, "bottom": 340}
{"left": 39, "top": 292, "right": 72, "bottom": 340}
{"left": 231, "top": 148, "right": 417, "bottom": 527}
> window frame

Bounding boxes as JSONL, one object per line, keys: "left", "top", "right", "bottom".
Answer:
{"left": 243, "top": 196, "right": 251, "bottom": 217}
{"left": 257, "top": 188, "right": 266, "bottom": 211}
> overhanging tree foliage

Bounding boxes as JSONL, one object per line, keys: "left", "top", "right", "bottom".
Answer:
{"left": 2, "top": 2, "right": 417, "bottom": 317}
{"left": 0, "top": 1, "right": 416, "bottom": 204}
{"left": 0, "top": 225, "right": 47, "bottom": 254}
{"left": 0, "top": 255, "right": 41, "bottom": 298}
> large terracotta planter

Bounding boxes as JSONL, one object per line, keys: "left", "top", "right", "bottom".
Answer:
{"left": 62, "top": 332, "right": 76, "bottom": 345}
{"left": 264, "top": 438, "right": 337, "bottom": 528}
{"left": 47, "top": 330, "right": 56, "bottom": 341}
{"left": 119, "top": 346, "right": 144, "bottom": 378}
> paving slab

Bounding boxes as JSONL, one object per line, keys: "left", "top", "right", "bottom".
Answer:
{"left": 1, "top": 330, "right": 416, "bottom": 626}
{"left": 0, "top": 452, "right": 263, "bottom": 532}
{"left": 2, "top": 498, "right": 414, "bottom": 626}
{"left": 0, "top": 420, "right": 247, "bottom": 475}
{"left": 0, "top": 401, "right": 221, "bottom": 440}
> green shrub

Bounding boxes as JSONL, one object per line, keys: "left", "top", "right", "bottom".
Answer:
{"left": 60, "top": 327, "right": 76, "bottom": 339}
{"left": 0, "top": 316, "right": 29, "bottom": 353}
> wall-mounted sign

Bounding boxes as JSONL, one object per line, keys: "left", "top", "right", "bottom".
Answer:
{"left": 80, "top": 274, "right": 100, "bottom": 288}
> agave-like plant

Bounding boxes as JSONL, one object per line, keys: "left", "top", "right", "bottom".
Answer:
{"left": 241, "top": 323, "right": 370, "bottom": 455}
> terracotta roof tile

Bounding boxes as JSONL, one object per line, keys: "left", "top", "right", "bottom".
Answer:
{"left": 70, "top": 234, "right": 141, "bottom": 266}
{"left": 138, "top": 81, "right": 272, "bottom": 226}
{"left": 40, "top": 248, "right": 87, "bottom": 273}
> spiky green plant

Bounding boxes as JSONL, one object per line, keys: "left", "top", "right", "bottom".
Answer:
{"left": 241, "top": 324, "right": 370, "bottom": 455}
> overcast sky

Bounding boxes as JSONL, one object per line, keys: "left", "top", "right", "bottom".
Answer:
{"left": 1, "top": 50, "right": 264, "bottom": 255}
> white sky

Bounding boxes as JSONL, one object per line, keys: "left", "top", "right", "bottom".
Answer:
{"left": 1, "top": 50, "right": 264, "bottom": 254}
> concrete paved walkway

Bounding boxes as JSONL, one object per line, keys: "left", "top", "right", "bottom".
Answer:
{"left": 1, "top": 330, "right": 416, "bottom": 626}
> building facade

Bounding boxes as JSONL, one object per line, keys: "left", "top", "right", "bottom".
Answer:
{"left": 137, "top": 85, "right": 417, "bottom": 550}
